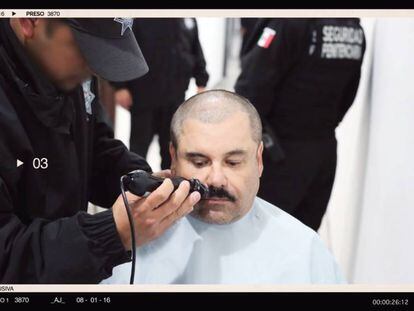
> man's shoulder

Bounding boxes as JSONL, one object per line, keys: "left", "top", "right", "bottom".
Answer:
{"left": 252, "top": 196, "right": 326, "bottom": 254}
{"left": 253, "top": 197, "right": 345, "bottom": 283}
{"left": 254, "top": 196, "right": 318, "bottom": 239}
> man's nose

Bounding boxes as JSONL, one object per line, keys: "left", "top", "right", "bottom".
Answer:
{"left": 205, "top": 164, "right": 228, "bottom": 188}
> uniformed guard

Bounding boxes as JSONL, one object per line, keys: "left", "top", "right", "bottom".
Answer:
{"left": 235, "top": 18, "right": 366, "bottom": 231}
{"left": 0, "top": 18, "right": 201, "bottom": 283}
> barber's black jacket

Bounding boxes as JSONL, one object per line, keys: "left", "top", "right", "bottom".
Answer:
{"left": 235, "top": 18, "right": 366, "bottom": 140}
{"left": 0, "top": 20, "right": 151, "bottom": 283}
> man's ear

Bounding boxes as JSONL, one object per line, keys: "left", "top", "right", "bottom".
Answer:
{"left": 169, "top": 142, "right": 177, "bottom": 174}
{"left": 16, "top": 19, "right": 38, "bottom": 40}
{"left": 257, "top": 141, "right": 264, "bottom": 178}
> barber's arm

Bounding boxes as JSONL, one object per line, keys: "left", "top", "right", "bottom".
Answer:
{"left": 0, "top": 174, "right": 195, "bottom": 283}
{"left": 0, "top": 175, "right": 130, "bottom": 283}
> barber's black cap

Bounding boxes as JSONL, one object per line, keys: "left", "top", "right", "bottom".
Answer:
{"left": 65, "top": 18, "right": 149, "bottom": 82}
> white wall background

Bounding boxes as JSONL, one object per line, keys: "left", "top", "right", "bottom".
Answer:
{"left": 351, "top": 18, "right": 414, "bottom": 283}
{"left": 318, "top": 18, "right": 376, "bottom": 281}
{"left": 192, "top": 18, "right": 226, "bottom": 89}
{"left": 319, "top": 18, "right": 414, "bottom": 284}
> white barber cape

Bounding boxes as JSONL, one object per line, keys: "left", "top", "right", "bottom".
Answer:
{"left": 102, "top": 197, "right": 345, "bottom": 284}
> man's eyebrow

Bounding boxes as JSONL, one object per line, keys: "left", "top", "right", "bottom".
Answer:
{"left": 184, "top": 150, "right": 247, "bottom": 158}
{"left": 185, "top": 152, "right": 208, "bottom": 158}
{"left": 225, "top": 149, "right": 247, "bottom": 156}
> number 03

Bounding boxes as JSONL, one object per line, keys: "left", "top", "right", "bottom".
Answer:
{"left": 33, "top": 158, "right": 48, "bottom": 169}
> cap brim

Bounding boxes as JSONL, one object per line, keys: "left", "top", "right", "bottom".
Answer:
{"left": 71, "top": 28, "right": 149, "bottom": 82}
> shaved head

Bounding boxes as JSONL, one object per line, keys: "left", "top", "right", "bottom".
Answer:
{"left": 169, "top": 89, "right": 264, "bottom": 224}
{"left": 170, "top": 89, "right": 262, "bottom": 149}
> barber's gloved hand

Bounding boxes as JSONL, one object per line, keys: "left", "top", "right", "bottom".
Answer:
{"left": 112, "top": 178, "right": 200, "bottom": 250}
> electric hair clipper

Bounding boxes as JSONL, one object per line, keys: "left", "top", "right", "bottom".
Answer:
{"left": 121, "top": 169, "right": 209, "bottom": 198}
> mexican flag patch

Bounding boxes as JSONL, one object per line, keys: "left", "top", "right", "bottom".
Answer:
{"left": 257, "top": 27, "right": 277, "bottom": 48}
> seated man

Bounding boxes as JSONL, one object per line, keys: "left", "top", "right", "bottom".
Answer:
{"left": 102, "top": 90, "right": 345, "bottom": 284}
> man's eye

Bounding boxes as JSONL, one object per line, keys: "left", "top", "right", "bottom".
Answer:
{"left": 227, "top": 161, "right": 241, "bottom": 167}
{"left": 193, "top": 161, "right": 207, "bottom": 167}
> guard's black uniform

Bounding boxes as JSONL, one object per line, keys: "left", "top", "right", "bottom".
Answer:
{"left": 0, "top": 20, "right": 151, "bottom": 283}
{"left": 121, "top": 18, "right": 209, "bottom": 169}
{"left": 235, "top": 18, "right": 365, "bottom": 230}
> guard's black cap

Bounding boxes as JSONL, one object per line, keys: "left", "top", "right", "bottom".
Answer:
{"left": 65, "top": 18, "right": 149, "bottom": 82}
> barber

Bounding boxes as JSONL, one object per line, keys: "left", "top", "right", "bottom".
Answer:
{"left": 0, "top": 18, "right": 200, "bottom": 283}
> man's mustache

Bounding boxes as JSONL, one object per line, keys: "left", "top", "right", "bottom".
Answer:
{"left": 204, "top": 186, "right": 236, "bottom": 202}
